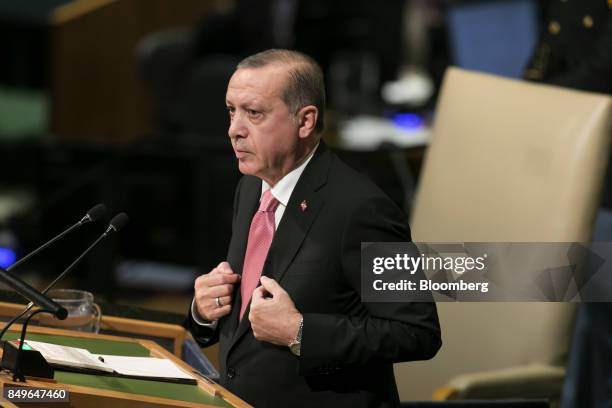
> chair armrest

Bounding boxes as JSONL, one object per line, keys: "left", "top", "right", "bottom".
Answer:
{"left": 434, "top": 364, "right": 565, "bottom": 400}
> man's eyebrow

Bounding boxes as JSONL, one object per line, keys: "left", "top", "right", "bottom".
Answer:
{"left": 228, "top": 100, "right": 264, "bottom": 110}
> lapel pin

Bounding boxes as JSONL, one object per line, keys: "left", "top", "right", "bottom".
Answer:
{"left": 300, "top": 200, "right": 308, "bottom": 212}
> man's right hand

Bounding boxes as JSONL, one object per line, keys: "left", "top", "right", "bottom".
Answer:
{"left": 194, "top": 261, "right": 240, "bottom": 322}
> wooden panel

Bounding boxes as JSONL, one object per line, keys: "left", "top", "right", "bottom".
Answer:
{"left": 49, "top": 0, "right": 217, "bottom": 144}
{"left": 0, "top": 302, "right": 186, "bottom": 356}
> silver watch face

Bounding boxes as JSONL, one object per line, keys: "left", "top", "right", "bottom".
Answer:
{"left": 290, "top": 342, "right": 301, "bottom": 356}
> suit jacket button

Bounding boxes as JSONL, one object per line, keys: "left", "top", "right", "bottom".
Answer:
{"left": 548, "top": 21, "right": 561, "bottom": 35}
{"left": 227, "top": 368, "right": 236, "bottom": 380}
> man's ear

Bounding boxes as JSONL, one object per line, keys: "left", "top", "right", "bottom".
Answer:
{"left": 297, "top": 106, "right": 318, "bottom": 139}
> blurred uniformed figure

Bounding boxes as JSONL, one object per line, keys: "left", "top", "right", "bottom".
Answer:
{"left": 525, "top": 0, "right": 612, "bottom": 93}
{"left": 525, "top": 3, "right": 612, "bottom": 408}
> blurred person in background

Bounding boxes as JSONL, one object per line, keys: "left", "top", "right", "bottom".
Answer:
{"left": 524, "top": 0, "right": 612, "bottom": 93}
{"left": 524, "top": 2, "right": 612, "bottom": 407}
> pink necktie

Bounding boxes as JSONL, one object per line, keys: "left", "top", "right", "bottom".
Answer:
{"left": 240, "top": 190, "right": 279, "bottom": 319}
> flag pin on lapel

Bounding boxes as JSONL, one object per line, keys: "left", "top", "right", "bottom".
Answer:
{"left": 300, "top": 200, "right": 308, "bottom": 212}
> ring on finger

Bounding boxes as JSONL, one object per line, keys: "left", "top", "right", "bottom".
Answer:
{"left": 215, "top": 297, "right": 222, "bottom": 308}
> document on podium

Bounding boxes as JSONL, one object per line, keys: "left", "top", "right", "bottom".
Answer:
{"left": 24, "top": 340, "right": 197, "bottom": 384}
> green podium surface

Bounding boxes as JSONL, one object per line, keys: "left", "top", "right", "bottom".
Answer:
{"left": 1, "top": 329, "right": 248, "bottom": 408}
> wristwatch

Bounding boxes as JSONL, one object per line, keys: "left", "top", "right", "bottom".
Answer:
{"left": 288, "top": 316, "right": 303, "bottom": 357}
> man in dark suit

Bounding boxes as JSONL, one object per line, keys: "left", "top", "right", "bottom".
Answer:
{"left": 525, "top": 2, "right": 612, "bottom": 408}
{"left": 186, "top": 49, "right": 441, "bottom": 407}
{"left": 524, "top": 0, "right": 612, "bottom": 93}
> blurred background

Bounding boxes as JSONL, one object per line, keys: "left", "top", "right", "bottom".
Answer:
{"left": 0, "top": 0, "right": 610, "bottom": 405}
{"left": 0, "top": 0, "right": 544, "bottom": 306}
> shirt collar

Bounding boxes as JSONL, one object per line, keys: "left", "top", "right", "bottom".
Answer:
{"left": 261, "top": 143, "right": 319, "bottom": 207}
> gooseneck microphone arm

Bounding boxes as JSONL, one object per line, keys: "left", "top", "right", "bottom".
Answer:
{"left": 43, "top": 212, "right": 129, "bottom": 294}
{"left": 6, "top": 224, "right": 80, "bottom": 272}
{"left": 7, "top": 204, "right": 106, "bottom": 272}
{"left": 0, "top": 212, "right": 129, "bottom": 342}
{"left": 42, "top": 234, "right": 106, "bottom": 298}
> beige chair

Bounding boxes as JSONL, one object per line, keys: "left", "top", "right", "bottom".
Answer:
{"left": 394, "top": 68, "right": 612, "bottom": 404}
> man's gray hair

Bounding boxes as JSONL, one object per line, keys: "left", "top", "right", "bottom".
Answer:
{"left": 237, "top": 49, "right": 325, "bottom": 134}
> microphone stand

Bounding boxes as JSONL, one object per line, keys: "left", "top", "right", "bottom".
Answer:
{"left": 0, "top": 212, "right": 128, "bottom": 342}
{"left": 0, "top": 269, "right": 67, "bottom": 382}
{"left": 11, "top": 309, "right": 54, "bottom": 382}
{"left": 0, "top": 234, "right": 108, "bottom": 342}
{"left": 0, "top": 210, "right": 126, "bottom": 382}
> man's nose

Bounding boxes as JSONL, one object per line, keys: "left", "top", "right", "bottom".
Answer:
{"left": 228, "top": 114, "right": 246, "bottom": 140}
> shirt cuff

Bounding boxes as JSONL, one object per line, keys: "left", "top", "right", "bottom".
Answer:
{"left": 191, "top": 298, "right": 218, "bottom": 328}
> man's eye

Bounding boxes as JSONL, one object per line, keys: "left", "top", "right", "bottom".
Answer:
{"left": 248, "top": 110, "right": 261, "bottom": 117}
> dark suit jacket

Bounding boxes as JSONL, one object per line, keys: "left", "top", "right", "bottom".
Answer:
{"left": 525, "top": 0, "right": 612, "bottom": 93}
{"left": 187, "top": 143, "right": 441, "bottom": 407}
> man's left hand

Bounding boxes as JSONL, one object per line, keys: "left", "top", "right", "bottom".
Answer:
{"left": 249, "top": 276, "right": 302, "bottom": 346}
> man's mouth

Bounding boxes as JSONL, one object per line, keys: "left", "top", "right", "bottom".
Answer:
{"left": 234, "top": 149, "right": 250, "bottom": 159}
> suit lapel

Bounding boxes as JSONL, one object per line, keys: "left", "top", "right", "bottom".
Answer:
{"left": 227, "top": 144, "right": 332, "bottom": 354}
{"left": 265, "top": 180, "right": 323, "bottom": 283}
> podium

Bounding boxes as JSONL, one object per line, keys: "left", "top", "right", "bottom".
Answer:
{"left": 0, "top": 323, "right": 250, "bottom": 407}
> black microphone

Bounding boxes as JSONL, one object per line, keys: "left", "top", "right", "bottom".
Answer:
{"left": 104, "top": 212, "right": 129, "bottom": 236}
{"left": 0, "top": 268, "right": 67, "bottom": 320}
{"left": 8, "top": 204, "right": 107, "bottom": 272}
{"left": 79, "top": 203, "right": 107, "bottom": 224}
{"left": 0, "top": 212, "right": 129, "bottom": 341}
